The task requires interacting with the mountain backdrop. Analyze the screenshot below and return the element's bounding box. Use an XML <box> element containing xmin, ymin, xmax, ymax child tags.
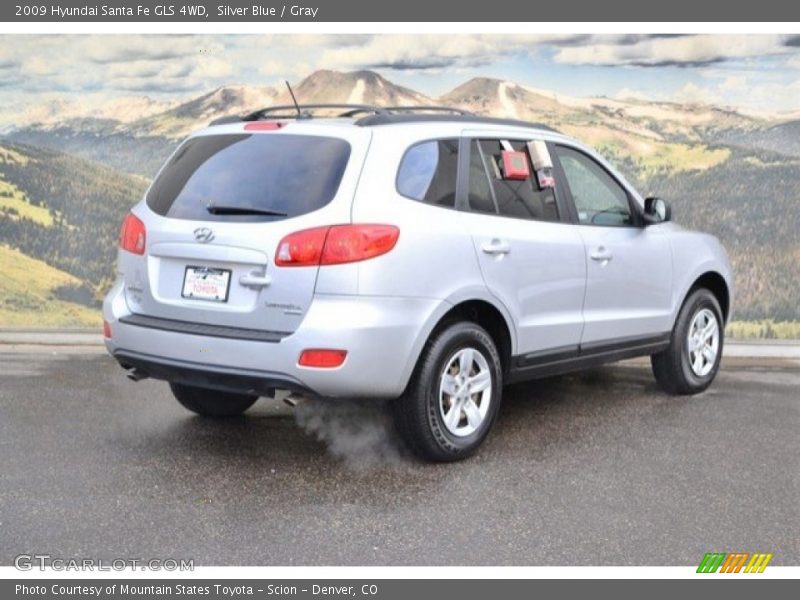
<box><xmin>1</xmin><ymin>69</ymin><xmax>798</xmax><ymax>331</ymax></box>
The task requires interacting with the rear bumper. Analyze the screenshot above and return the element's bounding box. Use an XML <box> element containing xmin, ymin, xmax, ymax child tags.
<box><xmin>114</xmin><ymin>350</ymin><xmax>312</xmax><ymax>397</ymax></box>
<box><xmin>103</xmin><ymin>280</ymin><xmax>445</xmax><ymax>398</ymax></box>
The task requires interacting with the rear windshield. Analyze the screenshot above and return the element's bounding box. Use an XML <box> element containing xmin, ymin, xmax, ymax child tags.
<box><xmin>146</xmin><ymin>133</ymin><xmax>351</xmax><ymax>221</ymax></box>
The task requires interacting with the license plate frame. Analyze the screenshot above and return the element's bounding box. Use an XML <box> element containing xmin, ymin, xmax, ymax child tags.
<box><xmin>181</xmin><ymin>266</ymin><xmax>232</xmax><ymax>303</ymax></box>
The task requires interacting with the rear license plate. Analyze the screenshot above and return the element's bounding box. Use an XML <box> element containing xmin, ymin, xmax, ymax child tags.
<box><xmin>181</xmin><ymin>266</ymin><xmax>231</xmax><ymax>303</ymax></box>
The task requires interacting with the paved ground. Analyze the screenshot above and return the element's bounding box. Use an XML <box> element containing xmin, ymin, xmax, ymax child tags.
<box><xmin>0</xmin><ymin>351</ymin><xmax>797</xmax><ymax>566</ymax></box>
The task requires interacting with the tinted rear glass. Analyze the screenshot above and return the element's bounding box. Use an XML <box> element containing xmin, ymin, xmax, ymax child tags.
<box><xmin>396</xmin><ymin>139</ymin><xmax>459</xmax><ymax>208</ymax></box>
<box><xmin>147</xmin><ymin>134</ymin><xmax>351</xmax><ymax>221</ymax></box>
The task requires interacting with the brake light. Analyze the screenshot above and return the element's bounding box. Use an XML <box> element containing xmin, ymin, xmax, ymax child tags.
<box><xmin>321</xmin><ymin>224</ymin><xmax>399</xmax><ymax>265</ymax></box>
<box><xmin>275</xmin><ymin>226</ymin><xmax>329</xmax><ymax>266</ymax></box>
<box><xmin>244</xmin><ymin>121</ymin><xmax>285</xmax><ymax>131</ymax></box>
<box><xmin>275</xmin><ymin>225</ymin><xmax>399</xmax><ymax>267</ymax></box>
<box><xmin>298</xmin><ymin>349</ymin><xmax>347</xmax><ymax>368</ymax></box>
<box><xmin>119</xmin><ymin>213</ymin><xmax>146</xmax><ymax>255</ymax></box>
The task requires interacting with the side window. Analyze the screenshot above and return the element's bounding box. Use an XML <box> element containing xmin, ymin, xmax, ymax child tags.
<box><xmin>555</xmin><ymin>145</ymin><xmax>633</xmax><ymax>226</ymax></box>
<box><xmin>396</xmin><ymin>139</ymin><xmax>459</xmax><ymax>207</ymax></box>
<box><xmin>467</xmin><ymin>139</ymin><xmax>559</xmax><ymax>222</ymax></box>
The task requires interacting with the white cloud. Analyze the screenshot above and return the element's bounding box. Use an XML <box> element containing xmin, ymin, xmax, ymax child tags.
<box><xmin>256</xmin><ymin>59</ymin><xmax>312</xmax><ymax>81</ymax></box>
<box><xmin>192</xmin><ymin>56</ymin><xmax>233</xmax><ymax>79</ymax></box>
<box><xmin>3</xmin><ymin>34</ymin><xmax>800</xmax><ymax>125</ymax></box>
<box><xmin>79</xmin><ymin>35</ymin><xmax>216</xmax><ymax>63</ymax></box>
<box><xmin>20</xmin><ymin>56</ymin><xmax>58</xmax><ymax>77</ymax></box>
<box><xmin>786</xmin><ymin>54</ymin><xmax>800</xmax><ymax>70</ymax></box>
<box><xmin>668</xmin><ymin>76</ymin><xmax>800</xmax><ymax>113</ymax></box>
<box><xmin>319</xmin><ymin>34</ymin><xmax>580</xmax><ymax>70</ymax></box>
<box><xmin>734</xmin><ymin>79</ymin><xmax>800</xmax><ymax>113</ymax></box>
<box><xmin>719</xmin><ymin>75</ymin><xmax>748</xmax><ymax>92</ymax></box>
<box><xmin>673</xmin><ymin>82</ymin><xmax>720</xmax><ymax>104</ymax></box>
<box><xmin>554</xmin><ymin>35</ymin><xmax>791</xmax><ymax>67</ymax></box>
<box><xmin>614</xmin><ymin>88</ymin><xmax>651</xmax><ymax>101</ymax></box>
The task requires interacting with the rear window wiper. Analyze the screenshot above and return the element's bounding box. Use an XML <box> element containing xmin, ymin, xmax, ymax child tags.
<box><xmin>205</xmin><ymin>203</ymin><xmax>287</xmax><ymax>217</ymax></box>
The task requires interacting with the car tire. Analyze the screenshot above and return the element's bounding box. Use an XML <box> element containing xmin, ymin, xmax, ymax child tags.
<box><xmin>169</xmin><ymin>383</ymin><xmax>258</xmax><ymax>417</ymax></box>
<box><xmin>651</xmin><ymin>288</ymin><xmax>724</xmax><ymax>395</ymax></box>
<box><xmin>393</xmin><ymin>321</ymin><xmax>503</xmax><ymax>462</ymax></box>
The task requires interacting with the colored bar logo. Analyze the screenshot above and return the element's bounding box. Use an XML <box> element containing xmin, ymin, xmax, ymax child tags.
<box><xmin>697</xmin><ymin>552</ymin><xmax>773</xmax><ymax>573</ymax></box>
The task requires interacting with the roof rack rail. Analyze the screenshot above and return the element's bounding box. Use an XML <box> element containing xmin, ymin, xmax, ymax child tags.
<box><xmin>209</xmin><ymin>104</ymin><xmax>385</xmax><ymax>126</ymax></box>
<box><xmin>353</xmin><ymin>112</ymin><xmax>559</xmax><ymax>132</ymax></box>
<box><xmin>252</xmin><ymin>103</ymin><xmax>392</xmax><ymax>120</ymax></box>
<box><xmin>383</xmin><ymin>106</ymin><xmax>474</xmax><ymax>116</ymax></box>
<box><xmin>208</xmin><ymin>104</ymin><xmax>559</xmax><ymax>134</ymax></box>
<box><xmin>209</xmin><ymin>104</ymin><xmax>476</xmax><ymax>126</ymax></box>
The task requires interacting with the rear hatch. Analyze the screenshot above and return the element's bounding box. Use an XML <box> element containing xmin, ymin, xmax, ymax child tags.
<box><xmin>121</xmin><ymin>122</ymin><xmax>371</xmax><ymax>335</ymax></box>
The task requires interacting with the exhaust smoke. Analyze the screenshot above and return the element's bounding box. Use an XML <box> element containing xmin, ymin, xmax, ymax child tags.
<box><xmin>292</xmin><ymin>397</ymin><xmax>410</xmax><ymax>468</ymax></box>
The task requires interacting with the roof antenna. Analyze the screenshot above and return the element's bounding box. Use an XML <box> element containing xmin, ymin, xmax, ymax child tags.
<box><xmin>285</xmin><ymin>80</ymin><xmax>303</xmax><ymax>118</ymax></box>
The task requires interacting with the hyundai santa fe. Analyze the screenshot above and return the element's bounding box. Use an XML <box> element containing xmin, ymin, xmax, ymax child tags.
<box><xmin>104</xmin><ymin>104</ymin><xmax>733</xmax><ymax>461</ymax></box>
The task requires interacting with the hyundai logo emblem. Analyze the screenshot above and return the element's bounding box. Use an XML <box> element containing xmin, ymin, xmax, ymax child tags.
<box><xmin>193</xmin><ymin>227</ymin><xmax>215</xmax><ymax>243</ymax></box>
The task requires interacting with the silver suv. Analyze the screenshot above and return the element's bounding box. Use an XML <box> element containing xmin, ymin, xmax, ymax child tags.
<box><xmin>104</xmin><ymin>104</ymin><xmax>733</xmax><ymax>461</ymax></box>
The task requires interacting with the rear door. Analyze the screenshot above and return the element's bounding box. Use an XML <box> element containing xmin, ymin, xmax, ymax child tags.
<box><xmin>122</xmin><ymin>123</ymin><xmax>371</xmax><ymax>334</ymax></box>
<box><xmin>459</xmin><ymin>132</ymin><xmax>587</xmax><ymax>359</ymax></box>
<box><xmin>551</xmin><ymin>143</ymin><xmax>673</xmax><ymax>345</ymax></box>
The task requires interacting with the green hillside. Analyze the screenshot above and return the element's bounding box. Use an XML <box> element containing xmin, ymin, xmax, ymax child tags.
<box><xmin>6</xmin><ymin>127</ymin><xmax>174</xmax><ymax>178</ymax></box>
<box><xmin>0</xmin><ymin>141</ymin><xmax>148</xmax><ymax>295</ymax></box>
<box><xmin>0</xmin><ymin>141</ymin><xmax>147</xmax><ymax>326</ymax></box>
<box><xmin>623</xmin><ymin>148</ymin><xmax>800</xmax><ymax>321</ymax></box>
<box><xmin>0</xmin><ymin>244</ymin><xmax>100</xmax><ymax>327</ymax></box>
<box><xmin>719</xmin><ymin>119</ymin><xmax>800</xmax><ymax>158</ymax></box>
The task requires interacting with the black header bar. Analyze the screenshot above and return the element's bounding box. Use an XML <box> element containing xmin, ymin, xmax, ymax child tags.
<box><xmin>4</xmin><ymin>0</ymin><xmax>800</xmax><ymax>22</ymax></box>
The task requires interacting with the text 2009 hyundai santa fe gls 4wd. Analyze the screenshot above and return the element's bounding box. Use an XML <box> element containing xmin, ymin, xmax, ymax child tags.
<box><xmin>104</xmin><ymin>104</ymin><xmax>733</xmax><ymax>462</ymax></box>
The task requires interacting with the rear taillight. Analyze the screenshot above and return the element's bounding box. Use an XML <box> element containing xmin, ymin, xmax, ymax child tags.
<box><xmin>244</xmin><ymin>121</ymin><xmax>285</xmax><ymax>131</ymax></box>
<box><xmin>298</xmin><ymin>349</ymin><xmax>347</xmax><ymax>368</ymax></box>
<box><xmin>103</xmin><ymin>320</ymin><xmax>111</xmax><ymax>339</ymax></box>
<box><xmin>275</xmin><ymin>224</ymin><xmax>399</xmax><ymax>267</ymax></box>
<box><xmin>119</xmin><ymin>213</ymin><xmax>146</xmax><ymax>255</ymax></box>
<box><xmin>275</xmin><ymin>226</ymin><xmax>329</xmax><ymax>266</ymax></box>
<box><xmin>321</xmin><ymin>224</ymin><xmax>399</xmax><ymax>265</ymax></box>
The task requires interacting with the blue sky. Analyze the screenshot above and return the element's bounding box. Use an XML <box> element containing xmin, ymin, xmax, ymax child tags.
<box><xmin>2</xmin><ymin>34</ymin><xmax>800</xmax><ymax>123</ymax></box>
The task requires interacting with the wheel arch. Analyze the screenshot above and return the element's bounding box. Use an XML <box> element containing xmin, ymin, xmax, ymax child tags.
<box><xmin>685</xmin><ymin>271</ymin><xmax>731</xmax><ymax>324</ymax></box>
<box><xmin>399</xmin><ymin>293</ymin><xmax>516</xmax><ymax>394</ymax></box>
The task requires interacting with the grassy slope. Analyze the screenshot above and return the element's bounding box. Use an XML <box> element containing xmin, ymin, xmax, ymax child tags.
<box><xmin>562</xmin><ymin>125</ymin><xmax>731</xmax><ymax>177</ymax></box>
<box><xmin>0</xmin><ymin>140</ymin><xmax>148</xmax><ymax>288</ymax></box>
<box><xmin>0</xmin><ymin>180</ymin><xmax>54</xmax><ymax>226</ymax></box>
<box><xmin>0</xmin><ymin>244</ymin><xmax>101</xmax><ymax>327</ymax></box>
<box><xmin>727</xmin><ymin>320</ymin><xmax>800</xmax><ymax>340</ymax></box>
<box><xmin>0</xmin><ymin>140</ymin><xmax>146</xmax><ymax>328</ymax></box>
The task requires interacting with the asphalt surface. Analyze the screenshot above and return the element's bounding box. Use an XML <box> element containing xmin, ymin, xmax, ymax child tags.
<box><xmin>0</xmin><ymin>351</ymin><xmax>797</xmax><ymax>566</ymax></box>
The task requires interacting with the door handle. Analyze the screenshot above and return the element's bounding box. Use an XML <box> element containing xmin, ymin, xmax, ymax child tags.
<box><xmin>590</xmin><ymin>247</ymin><xmax>613</xmax><ymax>262</ymax></box>
<box><xmin>481</xmin><ymin>239</ymin><xmax>511</xmax><ymax>255</ymax></box>
<box><xmin>239</xmin><ymin>272</ymin><xmax>272</xmax><ymax>288</ymax></box>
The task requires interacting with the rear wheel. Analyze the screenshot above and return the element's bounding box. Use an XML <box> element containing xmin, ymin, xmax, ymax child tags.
<box><xmin>393</xmin><ymin>321</ymin><xmax>503</xmax><ymax>462</ymax></box>
<box><xmin>651</xmin><ymin>288</ymin><xmax>724</xmax><ymax>395</ymax></box>
<box><xmin>170</xmin><ymin>383</ymin><xmax>258</xmax><ymax>417</ymax></box>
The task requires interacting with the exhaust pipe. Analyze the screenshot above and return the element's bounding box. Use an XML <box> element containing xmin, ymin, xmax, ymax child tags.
<box><xmin>282</xmin><ymin>393</ymin><xmax>309</xmax><ymax>408</ymax></box>
<box><xmin>125</xmin><ymin>368</ymin><xmax>149</xmax><ymax>382</ymax></box>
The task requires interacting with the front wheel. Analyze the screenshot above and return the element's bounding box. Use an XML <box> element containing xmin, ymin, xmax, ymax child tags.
<box><xmin>393</xmin><ymin>321</ymin><xmax>503</xmax><ymax>462</ymax></box>
<box><xmin>170</xmin><ymin>383</ymin><xmax>258</xmax><ymax>417</ymax></box>
<box><xmin>651</xmin><ymin>288</ymin><xmax>724</xmax><ymax>395</ymax></box>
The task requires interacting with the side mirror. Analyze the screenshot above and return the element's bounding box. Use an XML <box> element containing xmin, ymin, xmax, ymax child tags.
<box><xmin>643</xmin><ymin>197</ymin><xmax>671</xmax><ymax>224</ymax></box>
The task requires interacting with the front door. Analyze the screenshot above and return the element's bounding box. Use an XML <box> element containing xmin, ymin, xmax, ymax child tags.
<box><xmin>552</xmin><ymin>144</ymin><xmax>673</xmax><ymax>346</ymax></box>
